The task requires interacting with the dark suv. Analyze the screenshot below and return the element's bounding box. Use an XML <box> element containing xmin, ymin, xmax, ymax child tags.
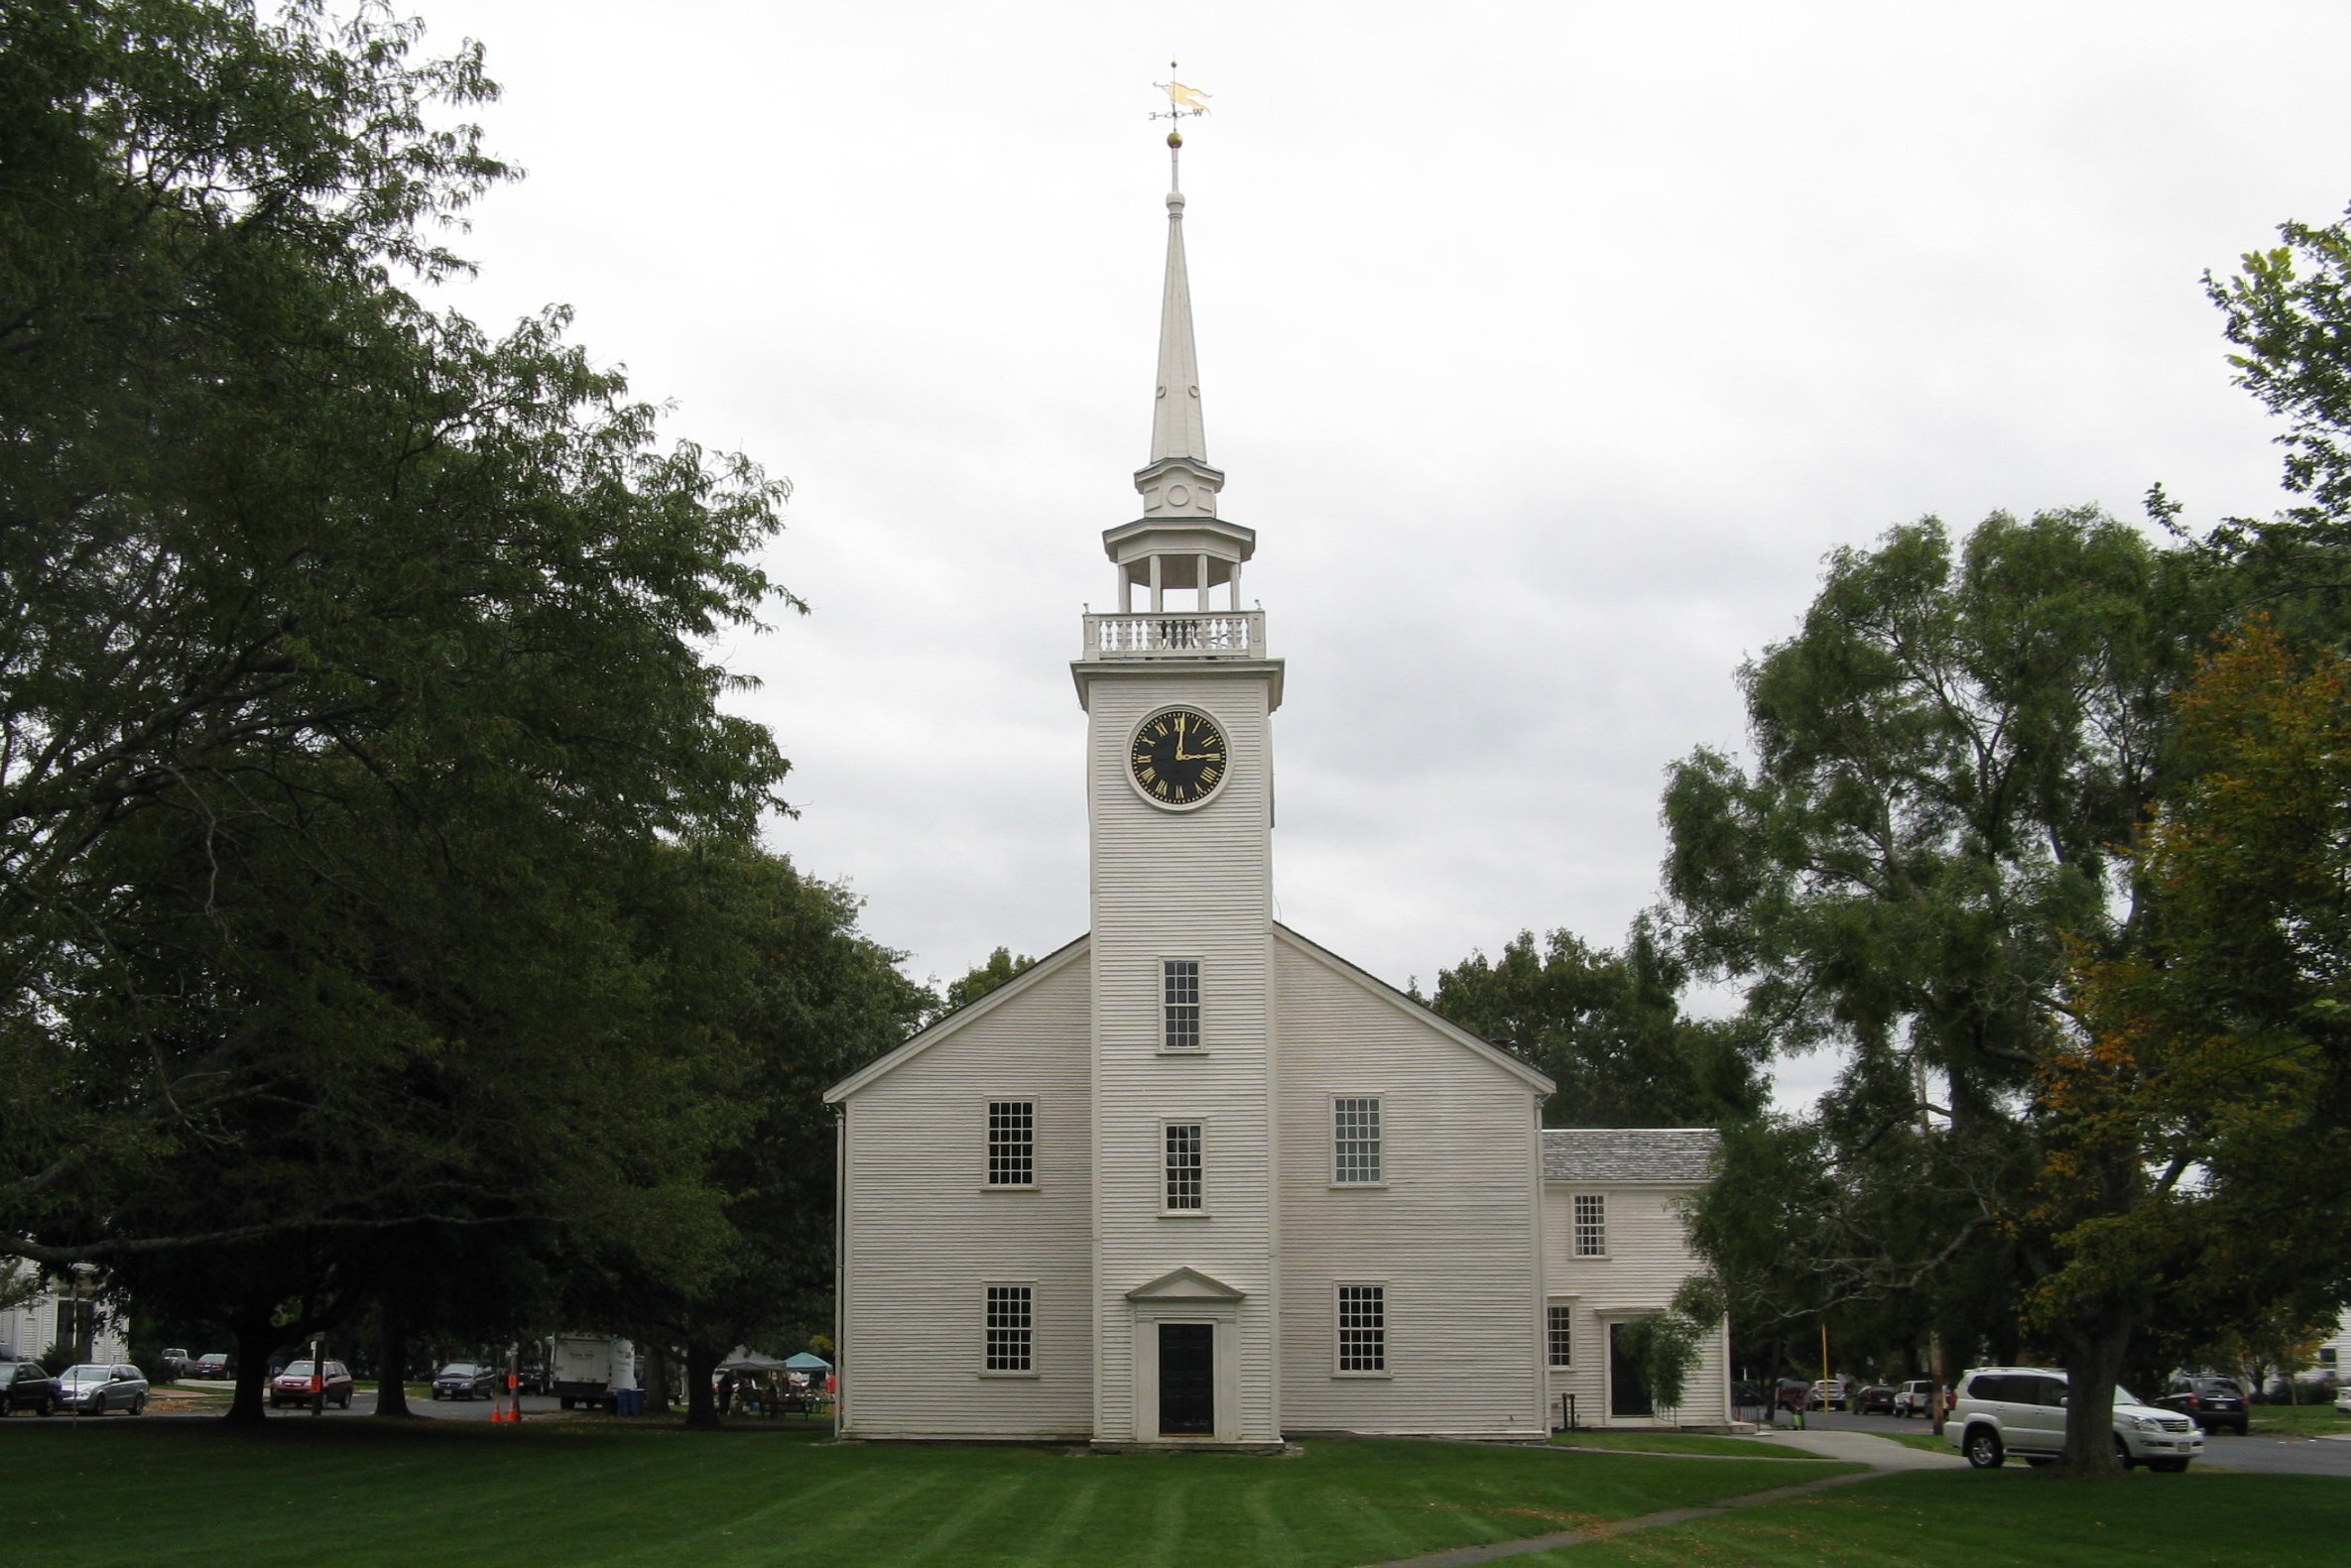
<box><xmin>2156</xmin><ymin>1375</ymin><xmax>2249</xmax><ymax>1436</ymax></box>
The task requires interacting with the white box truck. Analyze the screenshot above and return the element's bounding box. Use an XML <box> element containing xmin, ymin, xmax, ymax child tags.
<box><xmin>551</xmin><ymin>1336</ymin><xmax>636</xmax><ymax>1411</ymax></box>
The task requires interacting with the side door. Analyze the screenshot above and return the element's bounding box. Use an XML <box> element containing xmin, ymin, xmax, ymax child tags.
<box><xmin>2013</xmin><ymin>1374</ymin><xmax>2067</xmax><ymax>1455</ymax></box>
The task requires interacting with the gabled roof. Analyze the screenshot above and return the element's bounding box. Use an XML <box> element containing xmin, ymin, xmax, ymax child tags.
<box><xmin>1273</xmin><ymin>923</ymin><xmax>1555</xmax><ymax>1096</ymax></box>
<box><xmin>822</xmin><ymin>933</ymin><xmax>1088</xmax><ymax>1104</ymax></box>
<box><xmin>1542</xmin><ymin>1128</ymin><xmax>1719</xmax><ymax>1185</ymax></box>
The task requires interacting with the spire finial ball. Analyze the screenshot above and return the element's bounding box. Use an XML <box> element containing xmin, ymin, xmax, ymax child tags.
<box><xmin>1168</xmin><ymin>129</ymin><xmax>1182</xmax><ymax>149</ymax></box>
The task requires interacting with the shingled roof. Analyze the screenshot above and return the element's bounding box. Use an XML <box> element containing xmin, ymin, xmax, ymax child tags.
<box><xmin>1542</xmin><ymin>1128</ymin><xmax>1719</xmax><ymax>1185</ymax></box>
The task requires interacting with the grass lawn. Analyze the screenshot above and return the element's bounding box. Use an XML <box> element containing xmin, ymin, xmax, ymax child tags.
<box><xmin>1548</xmin><ymin>1431</ymin><xmax>1820</xmax><ymax>1459</ymax></box>
<box><xmin>1513</xmin><ymin>1467</ymin><xmax>2348</xmax><ymax>1567</ymax></box>
<box><xmin>2249</xmin><ymin>1402</ymin><xmax>2351</xmax><ymax>1438</ymax></box>
<box><xmin>9</xmin><ymin>1420</ymin><xmax>1854</xmax><ymax>1568</ymax></box>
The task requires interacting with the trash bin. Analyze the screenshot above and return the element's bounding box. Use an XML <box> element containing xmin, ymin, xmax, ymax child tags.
<box><xmin>618</xmin><ymin>1387</ymin><xmax>643</xmax><ymax>1415</ymax></box>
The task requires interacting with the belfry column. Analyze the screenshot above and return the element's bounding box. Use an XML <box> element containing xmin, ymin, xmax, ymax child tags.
<box><xmin>1072</xmin><ymin>104</ymin><xmax>1286</xmax><ymax>1447</ymax></box>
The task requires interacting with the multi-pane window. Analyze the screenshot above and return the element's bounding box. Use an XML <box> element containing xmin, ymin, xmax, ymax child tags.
<box><xmin>1573</xmin><ymin>1193</ymin><xmax>1607</xmax><ymax>1257</ymax></box>
<box><xmin>1547</xmin><ymin>1304</ymin><xmax>1574</xmax><ymax>1368</ymax></box>
<box><xmin>1162</xmin><ymin>959</ymin><xmax>1201</xmax><ymax>1050</ymax></box>
<box><xmin>1333</xmin><ymin>1096</ymin><xmax>1382</xmax><ymax>1184</ymax></box>
<box><xmin>1164</xmin><ymin>1122</ymin><xmax>1204</xmax><ymax>1211</ymax></box>
<box><xmin>984</xmin><ymin>1285</ymin><xmax>1033</xmax><ymax>1372</ymax></box>
<box><xmin>1336</xmin><ymin>1284</ymin><xmax>1387</xmax><ymax>1373</ymax></box>
<box><xmin>987</xmin><ymin>1100</ymin><xmax>1035</xmax><ymax>1186</ymax></box>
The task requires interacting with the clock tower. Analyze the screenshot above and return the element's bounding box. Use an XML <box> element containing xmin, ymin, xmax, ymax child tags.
<box><xmin>1070</xmin><ymin>129</ymin><xmax>1286</xmax><ymax>1447</ymax></box>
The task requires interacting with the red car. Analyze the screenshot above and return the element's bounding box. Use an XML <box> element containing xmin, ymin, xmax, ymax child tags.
<box><xmin>270</xmin><ymin>1359</ymin><xmax>354</xmax><ymax>1408</ymax></box>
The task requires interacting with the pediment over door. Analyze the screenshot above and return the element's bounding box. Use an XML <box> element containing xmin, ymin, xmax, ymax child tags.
<box><xmin>1126</xmin><ymin>1266</ymin><xmax>1246</xmax><ymax>1302</ymax></box>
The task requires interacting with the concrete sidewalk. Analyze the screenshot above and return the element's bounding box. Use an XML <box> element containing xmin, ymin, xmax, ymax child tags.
<box><xmin>1737</xmin><ymin>1427</ymin><xmax>1966</xmax><ymax>1469</ymax></box>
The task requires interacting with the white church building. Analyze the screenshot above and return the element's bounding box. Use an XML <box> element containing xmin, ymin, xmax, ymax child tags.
<box><xmin>824</xmin><ymin>133</ymin><xmax>1726</xmax><ymax>1447</ymax></box>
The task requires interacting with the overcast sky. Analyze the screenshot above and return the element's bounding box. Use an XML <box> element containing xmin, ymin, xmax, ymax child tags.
<box><xmin>415</xmin><ymin>1</ymin><xmax>2351</xmax><ymax>1108</ymax></box>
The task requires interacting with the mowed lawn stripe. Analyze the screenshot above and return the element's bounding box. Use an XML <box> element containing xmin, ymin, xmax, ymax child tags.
<box><xmin>1506</xmin><ymin>1466</ymin><xmax>2349</xmax><ymax>1567</ymax></box>
<box><xmin>17</xmin><ymin>1424</ymin><xmax>1854</xmax><ymax>1568</ymax></box>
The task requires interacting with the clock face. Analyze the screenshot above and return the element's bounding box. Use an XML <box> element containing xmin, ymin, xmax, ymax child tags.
<box><xmin>1129</xmin><ymin>706</ymin><xmax>1229</xmax><ymax>808</ymax></box>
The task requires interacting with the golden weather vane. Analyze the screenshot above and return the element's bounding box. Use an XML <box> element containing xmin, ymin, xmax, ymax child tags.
<box><xmin>1149</xmin><ymin>62</ymin><xmax>1210</xmax><ymax>186</ymax></box>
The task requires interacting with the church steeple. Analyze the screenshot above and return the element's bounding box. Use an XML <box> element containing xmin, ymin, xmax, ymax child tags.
<box><xmin>1132</xmin><ymin>129</ymin><xmax>1223</xmax><ymax>523</ymax></box>
<box><xmin>1099</xmin><ymin>122</ymin><xmax>1256</xmax><ymax>627</ymax></box>
<box><xmin>1147</xmin><ymin>175</ymin><xmax>1209</xmax><ymax>472</ymax></box>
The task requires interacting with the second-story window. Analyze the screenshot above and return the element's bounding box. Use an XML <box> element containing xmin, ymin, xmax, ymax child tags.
<box><xmin>987</xmin><ymin>1100</ymin><xmax>1034</xmax><ymax>1186</ymax></box>
<box><xmin>1333</xmin><ymin>1096</ymin><xmax>1382</xmax><ymax>1184</ymax></box>
<box><xmin>1162</xmin><ymin>959</ymin><xmax>1201</xmax><ymax>1050</ymax></box>
<box><xmin>1574</xmin><ymin>1193</ymin><xmax>1607</xmax><ymax>1257</ymax></box>
<box><xmin>1164</xmin><ymin>1122</ymin><xmax>1204</xmax><ymax>1211</ymax></box>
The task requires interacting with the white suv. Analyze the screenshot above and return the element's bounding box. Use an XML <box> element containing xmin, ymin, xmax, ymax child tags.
<box><xmin>1892</xmin><ymin>1379</ymin><xmax>1937</xmax><ymax>1416</ymax></box>
<box><xmin>1946</xmin><ymin>1367</ymin><xmax>2201</xmax><ymax>1472</ymax></box>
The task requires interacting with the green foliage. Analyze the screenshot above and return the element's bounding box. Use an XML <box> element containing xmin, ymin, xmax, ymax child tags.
<box><xmin>2053</xmin><ymin>625</ymin><xmax>2351</xmax><ymax>1360</ymax></box>
<box><xmin>579</xmin><ymin>842</ymin><xmax>929</xmax><ymax>1423</ymax></box>
<box><xmin>1664</xmin><ymin>509</ymin><xmax>2207</xmax><ymax>1465</ymax></box>
<box><xmin>1431</xmin><ymin>919</ymin><xmax>1762</xmax><ymax>1127</ymax></box>
<box><xmin>940</xmin><ymin>946</ymin><xmax>1039</xmax><ymax>1015</ymax></box>
<box><xmin>1</xmin><ymin>0</ymin><xmax>796</xmax><ymax>1275</ymax></box>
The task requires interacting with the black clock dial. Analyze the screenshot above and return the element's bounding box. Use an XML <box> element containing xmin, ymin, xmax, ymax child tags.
<box><xmin>1130</xmin><ymin>707</ymin><xmax>1228</xmax><ymax>807</ymax></box>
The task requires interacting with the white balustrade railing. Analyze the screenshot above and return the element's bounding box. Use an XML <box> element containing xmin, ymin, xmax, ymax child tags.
<box><xmin>1082</xmin><ymin>611</ymin><xmax>1265</xmax><ymax>660</ymax></box>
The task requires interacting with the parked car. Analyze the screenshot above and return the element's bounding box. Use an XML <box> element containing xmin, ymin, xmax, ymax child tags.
<box><xmin>1807</xmin><ymin>1379</ymin><xmax>1849</xmax><ymax>1411</ymax></box>
<box><xmin>1855</xmin><ymin>1384</ymin><xmax>1898</xmax><ymax>1415</ymax></box>
<box><xmin>56</xmin><ymin>1363</ymin><xmax>149</xmax><ymax>1416</ymax></box>
<box><xmin>158</xmin><ymin>1348</ymin><xmax>189</xmax><ymax>1380</ymax></box>
<box><xmin>1892</xmin><ymin>1379</ymin><xmax>1937</xmax><ymax>1416</ymax></box>
<box><xmin>270</xmin><ymin>1359</ymin><xmax>355</xmax><ymax>1409</ymax></box>
<box><xmin>1</xmin><ymin>1360</ymin><xmax>62</xmax><ymax>1416</ymax></box>
<box><xmin>1946</xmin><ymin>1367</ymin><xmax>2200</xmax><ymax>1472</ymax></box>
<box><xmin>2156</xmin><ymin>1375</ymin><xmax>2250</xmax><ymax>1436</ymax></box>
<box><xmin>2335</xmin><ymin>1384</ymin><xmax>2351</xmax><ymax>1414</ymax></box>
<box><xmin>518</xmin><ymin>1362</ymin><xmax>550</xmax><ymax>1395</ymax></box>
<box><xmin>432</xmin><ymin>1362</ymin><xmax>497</xmax><ymax>1400</ymax></box>
<box><xmin>192</xmin><ymin>1353</ymin><xmax>231</xmax><ymax>1379</ymax></box>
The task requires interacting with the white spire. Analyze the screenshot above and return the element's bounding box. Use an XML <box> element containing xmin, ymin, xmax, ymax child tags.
<box><xmin>1149</xmin><ymin>180</ymin><xmax>1208</xmax><ymax>467</ymax></box>
<box><xmin>1132</xmin><ymin>124</ymin><xmax>1223</xmax><ymax>522</ymax></box>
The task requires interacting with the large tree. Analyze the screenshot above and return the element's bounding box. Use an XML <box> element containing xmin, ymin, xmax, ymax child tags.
<box><xmin>1663</xmin><ymin>507</ymin><xmax>2204</xmax><ymax>1473</ymax></box>
<box><xmin>1431</xmin><ymin>919</ymin><xmax>1763</xmax><ymax>1128</ymax></box>
<box><xmin>2</xmin><ymin>0</ymin><xmax>797</xmax><ymax>1291</ymax></box>
<box><xmin>555</xmin><ymin>844</ymin><xmax>928</xmax><ymax>1428</ymax></box>
<box><xmin>2049</xmin><ymin>622</ymin><xmax>2351</xmax><ymax>1404</ymax></box>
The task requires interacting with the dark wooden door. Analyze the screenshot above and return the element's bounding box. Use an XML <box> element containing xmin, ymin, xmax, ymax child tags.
<box><xmin>1608</xmin><ymin>1323</ymin><xmax>1654</xmax><ymax>1418</ymax></box>
<box><xmin>1159</xmin><ymin>1323</ymin><xmax>1214</xmax><ymax>1434</ymax></box>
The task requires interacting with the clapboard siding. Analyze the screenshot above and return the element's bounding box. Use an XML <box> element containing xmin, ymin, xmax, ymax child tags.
<box><xmin>1543</xmin><ymin>1183</ymin><xmax>1730</xmax><ymax>1426</ymax></box>
<box><xmin>1085</xmin><ymin>668</ymin><xmax>1282</xmax><ymax>1443</ymax></box>
<box><xmin>838</xmin><ymin>950</ymin><xmax>1093</xmax><ymax>1437</ymax></box>
<box><xmin>1274</xmin><ymin>933</ymin><xmax>1548</xmax><ymax>1436</ymax></box>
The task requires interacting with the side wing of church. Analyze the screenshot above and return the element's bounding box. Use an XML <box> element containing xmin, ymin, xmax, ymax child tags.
<box><xmin>824</xmin><ymin>122</ymin><xmax>1724</xmax><ymax>1447</ymax></box>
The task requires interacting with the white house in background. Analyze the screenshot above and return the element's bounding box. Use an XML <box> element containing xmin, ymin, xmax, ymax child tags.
<box><xmin>2316</xmin><ymin>1306</ymin><xmax>2350</xmax><ymax>1383</ymax></box>
<box><xmin>1542</xmin><ymin>1130</ymin><xmax>1727</xmax><ymax>1429</ymax></box>
<box><xmin>0</xmin><ymin>1263</ymin><xmax>129</xmax><ymax>1366</ymax></box>
<box><xmin>823</xmin><ymin>136</ymin><xmax>1724</xmax><ymax>1447</ymax></box>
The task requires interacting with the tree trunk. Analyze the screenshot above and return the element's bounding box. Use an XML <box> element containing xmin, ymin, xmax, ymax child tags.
<box><xmin>645</xmin><ymin>1344</ymin><xmax>673</xmax><ymax>1411</ymax></box>
<box><xmin>224</xmin><ymin>1315</ymin><xmax>276</xmax><ymax>1424</ymax></box>
<box><xmin>2057</xmin><ymin>1308</ymin><xmax>2135</xmax><ymax>1477</ymax></box>
<box><xmin>683</xmin><ymin>1340</ymin><xmax>720</xmax><ymax>1429</ymax></box>
<box><xmin>375</xmin><ymin>1308</ymin><xmax>413</xmax><ymax>1418</ymax></box>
